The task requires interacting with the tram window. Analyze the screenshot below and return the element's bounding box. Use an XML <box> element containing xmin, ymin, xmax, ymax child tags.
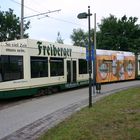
<box><xmin>79</xmin><ymin>59</ymin><xmax>88</xmax><ymax>74</ymax></box>
<box><xmin>31</xmin><ymin>57</ymin><xmax>48</xmax><ymax>78</ymax></box>
<box><xmin>1</xmin><ymin>55</ymin><xmax>23</xmax><ymax>81</ymax></box>
<box><xmin>50</xmin><ymin>57</ymin><xmax>64</xmax><ymax>76</ymax></box>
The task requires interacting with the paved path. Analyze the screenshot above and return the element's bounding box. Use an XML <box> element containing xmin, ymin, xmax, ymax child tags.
<box><xmin>0</xmin><ymin>80</ymin><xmax>140</xmax><ymax>140</ymax></box>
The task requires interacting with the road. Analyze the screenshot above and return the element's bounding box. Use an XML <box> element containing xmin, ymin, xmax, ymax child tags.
<box><xmin>0</xmin><ymin>80</ymin><xmax>140</xmax><ymax>140</ymax></box>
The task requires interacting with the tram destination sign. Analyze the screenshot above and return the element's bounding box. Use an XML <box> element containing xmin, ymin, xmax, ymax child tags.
<box><xmin>1</xmin><ymin>42</ymin><xmax>27</xmax><ymax>53</ymax></box>
<box><xmin>37</xmin><ymin>41</ymin><xmax>72</xmax><ymax>57</ymax></box>
<box><xmin>1</xmin><ymin>42</ymin><xmax>27</xmax><ymax>48</ymax></box>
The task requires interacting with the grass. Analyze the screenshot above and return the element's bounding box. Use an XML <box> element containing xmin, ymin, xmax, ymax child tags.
<box><xmin>39</xmin><ymin>87</ymin><xmax>140</xmax><ymax>140</ymax></box>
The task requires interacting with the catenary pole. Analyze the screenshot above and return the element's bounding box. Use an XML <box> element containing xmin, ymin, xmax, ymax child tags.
<box><xmin>20</xmin><ymin>0</ymin><xmax>61</xmax><ymax>39</ymax></box>
<box><xmin>93</xmin><ymin>13</ymin><xmax>96</xmax><ymax>95</ymax></box>
<box><xmin>20</xmin><ymin>0</ymin><xmax>24</xmax><ymax>39</ymax></box>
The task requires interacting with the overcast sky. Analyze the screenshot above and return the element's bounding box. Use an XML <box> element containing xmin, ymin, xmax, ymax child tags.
<box><xmin>1</xmin><ymin>0</ymin><xmax>140</xmax><ymax>44</ymax></box>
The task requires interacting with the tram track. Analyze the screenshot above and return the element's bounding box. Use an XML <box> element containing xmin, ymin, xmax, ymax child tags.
<box><xmin>0</xmin><ymin>80</ymin><xmax>139</xmax><ymax>111</ymax></box>
<box><xmin>0</xmin><ymin>96</ymin><xmax>44</xmax><ymax>111</ymax></box>
<box><xmin>0</xmin><ymin>97</ymin><xmax>31</xmax><ymax>110</ymax></box>
<box><xmin>0</xmin><ymin>86</ymin><xmax>84</xmax><ymax>110</ymax></box>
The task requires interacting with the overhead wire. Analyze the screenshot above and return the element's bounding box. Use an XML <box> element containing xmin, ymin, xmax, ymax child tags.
<box><xmin>9</xmin><ymin>0</ymin><xmax>85</xmax><ymax>27</ymax></box>
<box><xmin>39</xmin><ymin>15</ymin><xmax>83</xmax><ymax>26</ymax></box>
<box><xmin>10</xmin><ymin>0</ymin><xmax>42</xmax><ymax>13</ymax></box>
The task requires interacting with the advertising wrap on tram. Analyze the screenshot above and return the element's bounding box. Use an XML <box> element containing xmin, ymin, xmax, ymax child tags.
<box><xmin>96</xmin><ymin>50</ymin><xmax>135</xmax><ymax>83</ymax></box>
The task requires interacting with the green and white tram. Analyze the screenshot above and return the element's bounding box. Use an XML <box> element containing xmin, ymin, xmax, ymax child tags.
<box><xmin>0</xmin><ymin>39</ymin><xmax>89</xmax><ymax>98</ymax></box>
<box><xmin>0</xmin><ymin>39</ymin><xmax>137</xmax><ymax>99</ymax></box>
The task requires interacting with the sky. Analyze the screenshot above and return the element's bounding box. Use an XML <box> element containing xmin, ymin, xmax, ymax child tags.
<box><xmin>0</xmin><ymin>0</ymin><xmax>140</xmax><ymax>45</ymax></box>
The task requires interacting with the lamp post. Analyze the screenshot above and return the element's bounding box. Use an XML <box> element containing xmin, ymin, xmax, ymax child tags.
<box><xmin>77</xmin><ymin>6</ymin><xmax>92</xmax><ymax>108</ymax></box>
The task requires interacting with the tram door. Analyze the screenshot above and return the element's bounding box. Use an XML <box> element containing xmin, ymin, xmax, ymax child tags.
<box><xmin>67</xmin><ymin>60</ymin><xmax>77</xmax><ymax>83</ymax></box>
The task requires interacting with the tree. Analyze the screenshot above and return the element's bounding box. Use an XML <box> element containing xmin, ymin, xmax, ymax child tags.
<box><xmin>56</xmin><ymin>32</ymin><xmax>64</xmax><ymax>44</ymax></box>
<box><xmin>97</xmin><ymin>15</ymin><xmax>118</xmax><ymax>50</ymax></box>
<box><xmin>70</xmin><ymin>28</ymin><xmax>88</xmax><ymax>47</ymax></box>
<box><xmin>97</xmin><ymin>15</ymin><xmax>140</xmax><ymax>53</ymax></box>
<box><xmin>0</xmin><ymin>8</ymin><xmax>30</xmax><ymax>41</ymax></box>
<box><xmin>70</xmin><ymin>28</ymin><xmax>95</xmax><ymax>47</ymax></box>
<box><xmin>71</xmin><ymin>15</ymin><xmax>140</xmax><ymax>54</ymax></box>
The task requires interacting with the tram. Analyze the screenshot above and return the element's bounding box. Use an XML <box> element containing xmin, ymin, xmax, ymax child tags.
<box><xmin>0</xmin><ymin>39</ymin><xmax>136</xmax><ymax>98</ymax></box>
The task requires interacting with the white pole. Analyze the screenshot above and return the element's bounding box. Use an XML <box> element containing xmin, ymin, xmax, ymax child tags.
<box><xmin>20</xmin><ymin>0</ymin><xmax>24</xmax><ymax>39</ymax></box>
<box><xmin>94</xmin><ymin>13</ymin><xmax>96</xmax><ymax>52</ymax></box>
<box><xmin>93</xmin><ymin>13</ymin><xmax>97</xmax><ymax>95</ymax></box>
